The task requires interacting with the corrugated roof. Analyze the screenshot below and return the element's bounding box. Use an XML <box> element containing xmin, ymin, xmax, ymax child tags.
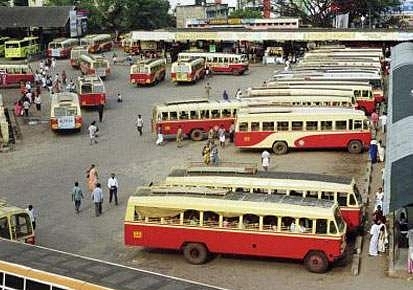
<box><xmin>0</xmin><ymin>6</ymin><xmax>72</xmax><ymax>29</ymax></box>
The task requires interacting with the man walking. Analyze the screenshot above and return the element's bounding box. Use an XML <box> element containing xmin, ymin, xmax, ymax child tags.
<box><xmin>205</xmin><ymin>82</ymin><xmax>211</xmax><ymax>99</ymax></box>
<box><xmin>261</xmin><ymin>150</ymin><xmax>271</xmax><ymax>171</ymax></box>
<box><xmin>107</xmin><ymin>173</ymin><xmax>119</xmax><ymax>205</ymax></box>
<box><xmin>72</xmin><ymin>181</ymin><xmax>84</xmax><ymax>214</ymax></box>
<box><xmin>136</xmin><ymin>114</ymin><xmax>143</xmax><ymax>136</ymax></box>
<box><xmin>26</xmin><ymin>205</ymin><xmax>38</xmax><ymax>230</ymax></box>
<box><xmin>88</xmin><ymin>121</ymin><xmax>98</xmax><ymax>145</ymax></box>
<box><xmin>97</xmin><ymin>102</ymin><xmax>104</xmax><ymax>122</ymax></box>
<box><xmin>176</xmin><ymin>126</ymin><xmax>183</xmax><ymax>148</ymax></box>
<box><xmin>91</xmin><ymin>183</ymin><xmax>103</xmax><ymax>216</ymax></box>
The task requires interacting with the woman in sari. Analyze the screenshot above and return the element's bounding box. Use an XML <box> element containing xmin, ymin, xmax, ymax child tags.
<box><xmin>86</xmin><ymin>164</ymin><xmax>98</xmax><ymax>192</ymax></box>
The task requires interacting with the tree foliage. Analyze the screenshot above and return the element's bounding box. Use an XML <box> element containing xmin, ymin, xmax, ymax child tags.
<box><xmin>230</xmin><ymin>8</ymin><xmax>262</xmax><ymax>19</ymax></box>
<box><xmin>47</xmin><ymin>0</ymin><xmax>173</xmax><ymax>32</ymax></box>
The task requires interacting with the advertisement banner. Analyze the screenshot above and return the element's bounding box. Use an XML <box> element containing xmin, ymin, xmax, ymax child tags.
<box><xmin>69</xmin><ymin>10</ymin><xmax>77</xmax><ymax>38</ymax></box>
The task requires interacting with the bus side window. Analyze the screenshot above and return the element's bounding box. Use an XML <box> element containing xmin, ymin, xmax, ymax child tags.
<box><xmin>170</xmin><ymin>111</ymin><xmax>178</xmax><ymax>120</ymax></box>
<box><xmin>354</xmin><ymin>90</ymin><xmax>360</xmax><ymax>98</ymax></box>
<box><xmin>298</xmin><ymin>218</ymin><xmax>312</xmax><ymax>233</ymax></box>
<box><xmin>211</xmin><ymin>109</ymin><xmax>220</xmax><ymax>118</ymax></box>
<box><xmin>349</xmin><ymin>193</ymin><xmax>357</xmax><ymax>206</ymax></box>
<box><xmin>335</xmin><ymin>120</ymin><xmax>347</xmax><ymax>130</ymax></box>
<box><xmin>164</xmin><ymin>213</ymin><xmax>181</xmax><ymax>225</ymax></box>
<box><xmin>134</xmin><ymin>208</ymin><xmax>143</xmax><ymax>221</ymax></box>
<box><xmin>315</xmin><ymin>219</ymin><xmax>327</xmax><ymax>234</ymax></box>
<box><xmin>0</xmin><ymin>217</ymin><xmax>11</xmax><ymax>239</ymax></box>
<box><xmin>281</xmin><ymin>216</ymin><xmax>295</xmax><ymax>231</ymax></box>
<box><xmin>161</xmin><ymin>112</ymin><xmax>168</xmax><ymax>120</ymax></box>
<box><xmin>238</xmin><ymin>122</ymin><xmax>248</xmax><ymax>132</ymax></box>
<box><xmin>223</xmin><ymin>216</ymin><xmax>239</xmax><ymax>229</ymax></box>
<box><xmin>353</xmin><ymin>120</ymin><xmax>362</xmax><ymax>130</ymax></box>
<box><xmin>288</xmin><ymin>190</ymin><xmax>302</xmax><ymax>197</ymax></box>
<box><xmin>222</xmin><ymin>109</ymin><xmax>231</xmax><ymax>117</ymax></box>
<box><xmin>337</xmin><ymin>192</ymin><xmax>348</xmax><ymax>206</ymax></box>
<box><xmin>262</xmin><ymin>121</ymin><xmax>274</xmax><ymax>131</ymax></box>
<box><xmin>321</xmin><ymin>121</ymin><xmax>332</xmax><ymax>130</ymax></box>
<box><xmin>292</xmin><ymin>121</ymin><xmax>303</xmax><ymax>131</ymax></box>
<box><xmin>200</xmin><ymin>110</ymin><xmax>210</xmax><ymax>119</ymax></box>
<box><xmin>263</xmin><ymin>215</ymin><xmax>278</xmax><ymax>231</ymax></box>
<box><xmin>305</xmin><ymin>190</ymin><xmax>319</xmax><ymax>199</ymax></box>
<box><xmin>305</xmin><ymin>121</ymin><xmax>318</xmax><ymax>131</ymax></box>
<box><xmin>184</xmin><ymin>210</ymin><xmax>199</xmax><ymax>226</ymax></box>
<box><xmin>329</xmin><ymin>221</ymin><xmax>337</xmax><ymax>234</ymax></box>
<box><xmin>251</xmin><ymin>122</ymin><xmax>260</xmax><ymax>131</ymax></box>
<box><xmin>190</xmin><ymin>110</ymin><xmax>199</xmax><ymax>119</ymax></box>
<box><xmin>321</xmin><ymin>191</ymin><xmax>335</xmax><ymax>201</ymax></box>
<box><xmin>243</xmin><ymin>214</ymin><xmax>259</xmax><ymax>230</ymax></box>
<box><xmin>203</xmin><ymin>211</ymin><xmax>219</xmax><ymax>227</ymax></box>
<box><xmin>179</xmin><ymin>111</ymin><xmax>188</xmax><ymax>119</ymax></box>
<box><xmin>277</xmin><ymin>121</ymin><xmax>289</xmax><ymax>131</ymax></box>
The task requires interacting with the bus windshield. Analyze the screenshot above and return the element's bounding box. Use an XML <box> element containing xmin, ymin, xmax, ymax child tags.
<box><xmin>5</xmin><ymin>43</ymin><xmax>19</xmax><ymax>48</ymax></box>
<box><xmin>334</xmin><ymin>208</ymin><xmax>346</xmax><ymax>233</ymax></box>
<box><xmin>94</xmin><ymin>61</ymin><xmax>107</xmax><ymax>68</ymax></box>
<box><xmin>49</xmin><ymin>43</ymin><xmax>62</xmax><ymax>49</ymax></box>
<box><xmin>54</xmin><ymin>107</ymin><xmax>78</xmax><ymax>116</ymax></box>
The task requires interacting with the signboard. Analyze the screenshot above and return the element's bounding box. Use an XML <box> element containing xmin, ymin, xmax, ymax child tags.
<box><xmin>209</xmin><ymin>44</ymin><xmax>216</xmax><ymax>53</ymax></box>
<box><xmin>57</xmin><ymin>116</ymin><xmax>75</xmax><ymax>129</ymax></box>
<box><xmin>69</xmin><ymin>10</ymin><xmax>78</xmax><ymax>38</ymax></box>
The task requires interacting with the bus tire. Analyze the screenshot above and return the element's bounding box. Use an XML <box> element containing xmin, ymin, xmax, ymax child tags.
<box><xmin>272</xmin><ymin>141</ymin><xmax>288</xmax><ymax>155</ymax></box>
<box><xmin>347</xmin><ymin>140</ymin><xmax>363</xmax><ymax>154</ymax></box>
<box><xmin>232</xmin><ymin>69</ymin><xmax>240</xmax><ymax>76</ymax></box>
<box><xmin>304</xmin><ymin>251</ymin><xmax>329</xmax><ymax>273</ymax></box>
<box><xmin>190</xmin><ymin>129</ymin><xmax>204</xmax><ymax>141</ymax></box>
<box><xmin>183</xmin><ymin>243</ymin><xmax>209</xmax><ymax>265</ymax></box>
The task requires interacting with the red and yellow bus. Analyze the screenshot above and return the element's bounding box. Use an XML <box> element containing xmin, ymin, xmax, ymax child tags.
<box><xmin>171</xmin><ymin>58</ymin><xmax>205</xmax><ymax>84</ymax></box>
<box><xmin>248</xmin><ymin>85</ymin><xmax>377</xmax><ymax>114</ymax></box>
<box><xmin>130</xmin><ymin>58</ymin><xmax>166</xmax><ymax>86</ymax></box>
<box><xmin>178</xmin><ymin>52</ymin><xmax>249</xmax><ymax>75</ymax></box>
<box><xmin>69</xmin><ymin>46</ymin><xmax>88</xmax><ymax>68</ymax></box>
<box><xmin>164</xmin><ymin>165</ymin><xmax>363</xmax><ymax>231</ymax></box>
<box><xmin>76</xmin><ymin>75</ymin><xmax>106</xmax><ymax>107</ymax></box>
<box><xmin>47</xmin><ymin>38</ymin><xmax>78</xmax><ymax>58</ymax></box>
<box><xmin>50</xmin><ymin>92</ymin><xmax>82</xmax><ymax>132</ymax></box>
<box><xmin>0</xmin><ymin>199</ymin><xmax>35</xmax><ymax>244</ymax></box>
<box><xmin>234</xmin><ymin>106</ymin><xmax>371</xmax><ymax>154</ymax></box>
<box><xmin>79</xmin><ymin>54</ymin><xmax>111</xmax><ymax>79</ymax></box>
<box><xmin>80</xmin><ymin>34</ymin><xmax>113</xmax><ymax>53</ymax></box>
<box><xmin>152</xmin><ymin>99</ymin><xmax>239</xmax><ymax>140</ymax></box>
<box><xmin>0</xmin><ymin>64</ymin><xmax>33</xmax><ymax>87</ymax></box>
<box><xmin>125</xmin><ymin>187</ymin><xmax>347</xmax><ymax>273</ymax></box>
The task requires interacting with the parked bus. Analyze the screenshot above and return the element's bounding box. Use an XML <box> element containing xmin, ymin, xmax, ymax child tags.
<box><xmin>0</xmin><ymin>64</ymin><xmax>34</xmax><ymax>87</ymax></box>
<box><xmin>130</xmin><ymin>58</ymin><xmax>166</xmax><ymax>86</ymax></box>
<box><xmin>47</xmin><ymin>38</ymin><xmax>78</xmax><ymax>58</ymax></box>
<box><xmin>76</xmin><ymin>75</ymin><xmax>106</xmax><ymax>107</ymax></box>
<box><xmin>79</xmin><ymin>54</ymin><xmax>111</xmax><ymax>79</ymax></box>
<box><xmin>69</xmin><ymin>46</ymin><xmax>88</xmax><ymax>68</ymax></box>
<box><xmin>0</xmin><ymin>199</ymin><xmax>35</xmax><ymax>244</ymax></box>
<box><xmin>234</xmin><ymin>106</ymin><xmax>370</xmax><ymax>154</ymax></box>
<box><xmin>50</xmin><ymin>92</ymin><xmax>82</xmax><ymax>131</ymax></box>
<box><xmin>5</xmin><ymin>36</ymin><xmax>39</xmax><ymax>59</ymax></box>
<box><xmin>248</xmin><ymin>85</ymin><xmax>376</xmax><ymax>114</ymax></box>
<box><xmin>80</xmin><ymin>34</ymin><xmax>113</xmax><ymax>53</ymax></box>
<box><xmin>178</xmin><ymin>52</ymin><xmax>249</xmax><ymax>75</ymax></box>
<box><xmin>152</xmin><ymin>99</ymin><xmax>240</xmax><ymax>140</ymax></box>
<box><xmin>164</xmin><ymin>165</ymin><xmax>363</xmax><ymax>231</ymax></box>
<box><xmin>0</xmin><ymin>37</ymin><xmax>10</xmax><ymax>57</ymax></box>
<box><xmin>170</xmin><ymin>58</ymin><xmax>205</xmax><ymax>84</ymax></box>
<box><xmin>125</xmin><ymin>187</ymin><xmax>347</xmax><ymax>273</ymax></box>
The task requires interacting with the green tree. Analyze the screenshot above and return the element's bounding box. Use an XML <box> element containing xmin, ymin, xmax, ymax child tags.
<box><xmin>0</xmin><ymin>0</ymin><xmax>9</xmax><ymax>6</ymax></box>
<box><xmin>229</xmin><ymin>8</ymin><xmax>262</xmax><ymax>18</ymax></box>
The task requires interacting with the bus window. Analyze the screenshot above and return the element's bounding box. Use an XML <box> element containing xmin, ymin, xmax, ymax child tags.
<box><xmin>0</xmin><ymin>217</ymin><xmax>10</xmax><ymax>239</ymax></box>
<box><xmin>251</xmin><ymin>122</ymin><xmax>260</xmax><ymax>131</ymax></box>
<box><xmin>211</xmin><ymin>110</ymin><xmax>220</xmax><ymax>118</ymax></box>
<box><xmin>184</xmin><ymin>210</ymin><xmax>199</xmax><ymax>226</ymax></box>
<box><xmin>222</xmin><ymin>109</ymin><xmax>231</xmax><ymax>117</ymax></box>
<box><xmin>203</xmin><ymin>211</ymin><xmax>219</xmax><ymax>227</ymax></box>
<box><xmin>305</xmin><ymin>121</ymin><xmax>318</xmax><ymax>131</ymax></box>
<box><xmin>335</xmin><ymin>120</ymin><xmax>347</xmax><ymax>130</ymax></box>
<box><xmin>161</xmin><ymin>112</ymin><xmax>168</xmax><ymax>120</ymax></box>
<box><xmin>362</xmin><ymin>90</ymin><xmax>369</xmax><ymax>98</ymax></box>
<box><xmin>277</xmin><ymin>121</ymin><xmax>289</xmax><ymax>131</ymax></box>
<box><xmin>263</xmin><ymin>215</ymin><xmax>278</xmax><ymax>231</ymax></box>
<box><xmin>315</xmin><ymin>219</ymin><xmax>327</xmax><ymax>234</ymax></box>
<box><xmin>349</xmin><ymin>193</ymin><xmax>357</xmax><ymax>206</ymax></box>
<box><xmin>321</xmin><ymin>191</ymin><xmax>335</xmax><ymax>201</ymax></box>
<box><xmin>354</xmin><ymin>90</ymin><xmax>360</xmax><ymax>98</ymax></box>
<box><xmin>179</xmin><ymin>111</ymin><xmax>188</xmax><ymax>119</ymax></box>
<box><xmin>329</xmin><ymin>221</ymin><xmax>337</xmax><ymax>234</ymax></box>
<box><xmin>353</xmin><ymin>120</ymin><xmax>362</xmax><ymax>130</ymax></box>
<box><xmin>170</xmin><ymin>111</ymin><xmax>178</xmax><ymax>120</ymax></box>
<box><xmin>200</xmin><ymin>110</ymin><xmax>209</xmax><ymax>119</ymax></box>
<box><xmin>299</xmin><ymin>218</ymin><xmax>313</xmax><ymax>233</ymax></box>
<box><xmin>262</xmin><ymin>121</ymin><xmax>274</xmax><ymax>131</ymax></box>
<box><xmin>289</xmin><ymin>190</ymin><xmax>303</xmax><ymax>197</ymax></box>
<box><xmin>243</xmin><ymin>214</ymin><xmax>259</xmax><ymax>230</ymax></box>
<box><xmin>305</xmin><ymin>190</ymin><xmax>319</xmax><ymax>199</ymax></box>
<box><xmin>238</xmin><ymin>122</ymin><xmax>248</xmax><ymax>132</ymax></box>
<box><xmin>164</xmin><ymin>213</ymin><xmax>180</xmax><ymax>225</ymax></box>
<box><xmin>190</xmin><ymin>110</ymin><xmax>199</xmax><ymax>119</ymax></box>
<box><xmin>81</xmin><ymin>84</ymin><xmax>92</xmax><ymax>94</ymax></box>
<box><xmin>321</xmin><ymin>121</ymin><xmax>332</xmax><ymax>130</ymax></box>
<box><xmin>337</xmin><ymin>192</ymin><xmax>347</xmax><ymax>206</ymax></box>
<box><xmin>292</xmin><ymin>121</ymin><xmax>303</xmax><ymax>131</ymax></box>
<box><xmin>252</xmin><ymin>188</ymin><xmax>264</xmax><ymax>193</ymax></box>
<box><xmin>223</xmin><ymin>216</ymin><xmax>239</xmax><ymax>229</ymax></box>
<box><xmin>281</xmin><ymin>216</ymin><xmax>295</xmax><ymax>231</ymax></box>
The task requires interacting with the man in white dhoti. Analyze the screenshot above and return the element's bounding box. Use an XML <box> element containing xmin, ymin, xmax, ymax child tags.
<box><xmin>369</xmin><ymin>220</ymin><xmax>384</xmax><ymax>256</ymax></box>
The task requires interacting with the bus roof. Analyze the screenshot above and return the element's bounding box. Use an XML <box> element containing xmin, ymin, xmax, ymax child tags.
<box><xmin>179</xmin><ymin>52</ymin><xmax>247</xmax><ymax>58</ymax></box>
<box><xmin>266</xmin><ymin>80</ymin><xmax>372</xmax><ymax>86</ymax></box>
<box><xmin>130</xmin><ymin>189</ymin><xmax>337</xmax><ymax>218</ymax></box>
<box><xmin>135</xmin><ymin>58</ymin><xmax>166</xmax><ymax>66</ymax></box>
<box><xmin>51</xmin><ymin>92</ymin><xmax>78</xmax><ymax>104</ymax></box>
<box><xmin>0</xmin><ymin>200</ymin><xmax>27</xmax><ymax>216</ymax></box>
<box><xmin>154</xmin><ymin>99</ymin><xmax>241</xmax><ymax>112</ymax></box>
<box><xmin>237</xmin><ymin>106</ymin><xmax>366</xmax><ymax>117</ymax></box>
<box><xmin>264</xmin><ymin>83</ymin><xmax>372</xmax><ymax>90</ymax></box>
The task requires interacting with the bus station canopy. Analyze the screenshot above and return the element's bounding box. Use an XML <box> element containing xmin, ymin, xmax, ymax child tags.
<box><xmin>384</xmin><ymin>42</ymin><xmax>413</xmax><ymax>213</ymax></box>
<box><xmin>0</xmin><ymin>6</ymin><xmax>72</xmax><ymax>29</ymax></box>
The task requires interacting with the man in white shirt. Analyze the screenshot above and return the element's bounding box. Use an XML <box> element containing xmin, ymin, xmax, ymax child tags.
<box><xmin>25</xmin><ymin>205</ymin><xmax>37</xmax><ymax>230</ymax></box>
<box><xmin>107</xmin><ymin>173</ymin><xmax>119</xmax><ymax>205</ymax></box>
<box><xmin>261</xmin><ymin>150</ymin><xmax>271</xmax><ymax>171</ymax></box>
<box><xmin>379</xmin><ymin>113</ymin><xmax>387</xmax><ymax>132</ymax></box>
<box><xmin>88</xmin><ymin>121</ymin><xmax>98</xmax><ymax>145</ymax></box>
<box><xmin>91</xmin><ymin>183</ymin><xmax>103</xmax><ymax>216</ymax></box>
<box><xmin>136</xmin><ymin>114</ymin><xmax>143</xmax><ymax>136</ymax></box>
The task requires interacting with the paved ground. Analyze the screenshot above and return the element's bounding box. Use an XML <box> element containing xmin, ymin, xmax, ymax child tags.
<box><xmin>1</xmin><ymin>52</ymin><xmax>412</xmax><ymax>289</ymax></box>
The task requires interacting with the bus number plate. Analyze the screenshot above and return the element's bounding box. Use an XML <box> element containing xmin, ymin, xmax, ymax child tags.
<box><xmin>133</xmin><ymin>231</ymin><xmax>142</xmax><ymax>239</ymax></box>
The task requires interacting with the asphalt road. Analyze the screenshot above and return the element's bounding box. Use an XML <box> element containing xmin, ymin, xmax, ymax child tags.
<box><xmin>0</xmin><ymin>52</ymin><xmax>411</xmax><ymax>290</ymax></box>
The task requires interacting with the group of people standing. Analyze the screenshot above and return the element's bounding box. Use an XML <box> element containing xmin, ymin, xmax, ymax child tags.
<box><xmin>71</xmin><ymin>164</ymin><xmax>120</xmax><ymax>217</ymax></box>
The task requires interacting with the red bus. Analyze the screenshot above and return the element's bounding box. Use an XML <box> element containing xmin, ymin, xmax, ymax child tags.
<box><xmin>76</xmin><ymin>75</ymin><xmax>106</xmax><ymax>107</ymax></box>
<box><xmin>130</xmin><ymin>58</ymin><xmax>166</xmax><ymax>86</ymax></box>
<box><xmin>178</xmin><ymin>52</ymin><xmax>249</xmax><ymax>75</ymax></box>
<box><xmin>0</xmin><ymin>64</ymin><xmax>34</xmax><ymax>87</ymax></box>
<box><xmin>79</xmin><ymin>54</ymin><xmax>111</xmax><ymax>79</ymax></box>
<box><xmin>152</xmin><ymin>99</ymin><xmax>239</xmax><ymax>141</ymax></box>
<box><xmin>164</xmin><ymin>165</ymin><xmax>363</xmax><ymax>232</ymax></box>
<box><xmin>47</xmin><ymin>38</ymin><xmax>78</xmax><ymax>58</ymax></box>
<box><xmin>234</xmin><ymin>106</ymin><xmax>371</xmax><ymax>154</ymax></box>
<box><xmin>125</xmin><ymin>187</ymin><xmax>347</xmax><ymax>273</ymax></box>
<box><xmin>171</xmin><ymin>58</ymin><xmax>205</xmax><ymax>84</ymax></box>
<box><xmin>80</xmin><ymin>34</ymin><xmax>113</xmax><ymax>53</ymax></box>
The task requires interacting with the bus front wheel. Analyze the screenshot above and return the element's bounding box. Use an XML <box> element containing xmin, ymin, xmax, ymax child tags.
<box><xmin>304</xmin><ymin>251</ymin><xmax>329</xmax><ymax>273</ymax></box>
<box><xmin>190</xmin><ymin>129</ymin><xmax>204</xmax><ymax>141</ymax></box>
<box><xmin>347</xmin><ymin>140</ymin><xmax>363</xmax><ymax>154</ymax></box>
<box><xmin>183</xmin><ymin>243</ymin><xmax>209</xmax><ymax>265</ymax></box>
<box><xmin>272</xmin><ymin>141</ymin><xmax>288</xmax><ymax>155</ymax></box>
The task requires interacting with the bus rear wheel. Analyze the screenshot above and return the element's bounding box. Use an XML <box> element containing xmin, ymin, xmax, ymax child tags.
<box><xmin>183</xmin><ymin>243</ymin><xmax>209</xmax><ymax>265</ymax></box>
<box><xmin>232</xmin><ymin>69</ymin><xmax>240</xmax><ymax>75</ymax></box>
<box><xmin>272</xmin><ymin>141</ymin><xmax>288</xmax><ymax>155</ymax></box>
<box><xmin>190</xmin><ymin>129</ymin><xmax>204</xmax><ymax>141</ymax></box>
<box><xmin>347</xmin><ymin>140</ymin><xmax>363</xmax><ymax>154</ymax></box>
<box><xmin>304</xmin><ymin>251</ymin><xmax>329</xmax><ymax>273</ymax></box>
